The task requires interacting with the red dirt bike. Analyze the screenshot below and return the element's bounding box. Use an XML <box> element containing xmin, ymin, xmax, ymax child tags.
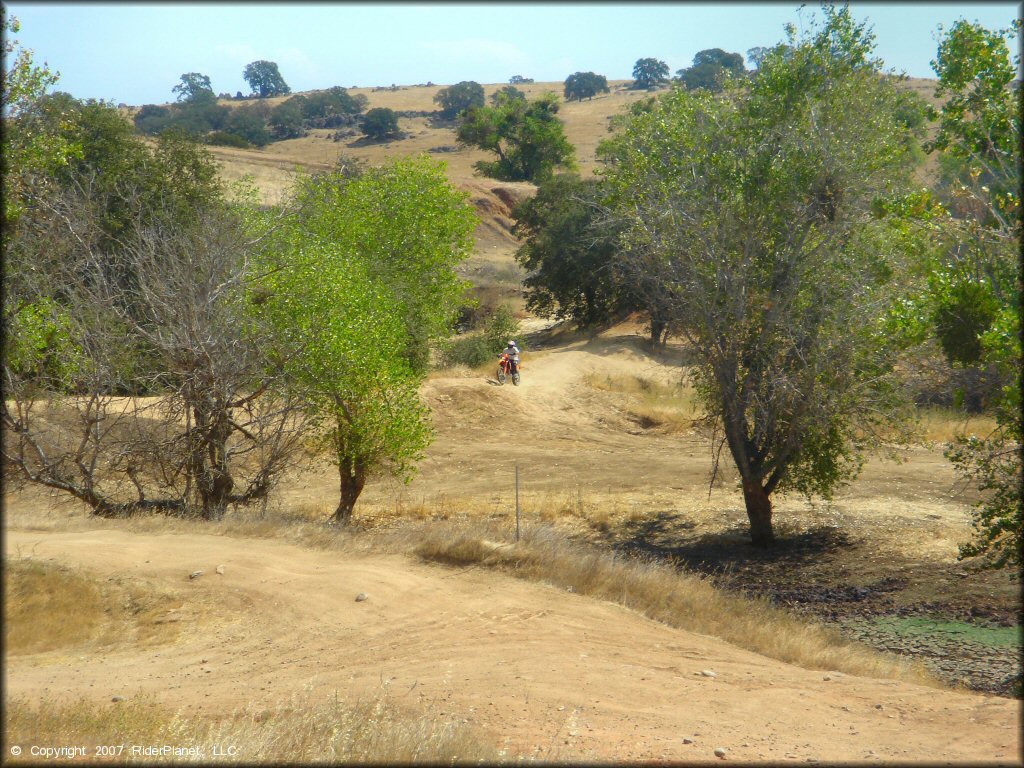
<box><xmin>496</xmin><ymin>353</ymin><xmax>521</xmax><ymax>386</ymax></box>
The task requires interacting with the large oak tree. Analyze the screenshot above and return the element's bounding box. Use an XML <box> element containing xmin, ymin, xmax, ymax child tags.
<box><xmin>601</xmin><ymin>6</ymin><xmax>922</xmax><ymax>546</ymax></box>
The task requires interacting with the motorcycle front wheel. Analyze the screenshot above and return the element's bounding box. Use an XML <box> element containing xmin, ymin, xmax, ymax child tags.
<box><xmin>497</xmin><ymin>368</ymin><xmax>506</xmax><ymax>385</ymax></box>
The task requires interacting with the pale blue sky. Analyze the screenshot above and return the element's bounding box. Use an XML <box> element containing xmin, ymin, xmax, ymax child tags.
<box><xmin>4</xmin><ymin>2</ymin><xmax>1020</xmax><ymax>106</ymax></box>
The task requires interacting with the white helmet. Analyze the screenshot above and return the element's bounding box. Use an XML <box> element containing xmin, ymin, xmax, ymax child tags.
<box><xmin>508</xmin><ymin>340</ymin><xmax>516</xmax><ymax>346</ymax></box>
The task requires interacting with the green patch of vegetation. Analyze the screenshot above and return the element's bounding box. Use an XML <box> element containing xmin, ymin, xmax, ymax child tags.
<box><xmin>872</xmin><ymin>616</ymin><xmax>1021</xmax><ymax>648</ymax></box>
<box><xmin>872</xmin><ymin>614</ymin><xmax>1024</xmax><ymax>651</ymax></box>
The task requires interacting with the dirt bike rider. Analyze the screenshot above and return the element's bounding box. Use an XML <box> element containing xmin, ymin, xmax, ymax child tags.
<box><xmin>501</xmin><ymin>340</ymin><xmax>521</xmax><ymax>375</ymax></box>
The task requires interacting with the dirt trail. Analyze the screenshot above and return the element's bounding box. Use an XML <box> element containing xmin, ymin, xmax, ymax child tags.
<box><xmin>5</xmin><ymin>324</ymin><xmax>1020</xmax><ymax>761</ymax></box>
<box><xmin>5</xmin><ymin>528</ymin><xmax>1020</xmax><ymax>763</ymax></box>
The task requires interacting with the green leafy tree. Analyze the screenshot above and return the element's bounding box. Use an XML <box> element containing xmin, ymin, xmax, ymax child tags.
<box><xmin>433</xmin><ymin>80</ymin><xmax>484</xmax><ymax>119</ymax></box>
<box><xmin>746</xmin><ymin>46</ymin><xmax>771</xmax><ymax>69</ymax></box>
<box><xmin>601</xmin><ymin>5</ymin><xmax>921</xmax><ymax>547</ymax></box>
<box><xmin>172</xmin><ymin>72</ymin><xmax>214</xmax><ymax>102</ymax></box>
<box><xmin>7</xmin><ymin>93</ymin><xmax>225</xmax><ymax>345</ymax></box>
<box><xmin>676</xmin><ymin>48</ymin><xmax>747</xmax><ymax>91</ymax></box>
<box><xmin>243</xmin><ymin>60</ymin><xmax>290</xmax><ymax>98</ymax></box>
<box><xmin>171</xmin><ymin>94</ymin><xmax>230</xmax><ymax>136</ymax></box>
<box><xmin>269</xmin><ymin>97</ymin><xmax>306</xmax><ymax>139</ymax></box>
<box><xmin>456</xmin><ymin>91</ymin><xmax>576</xmax><ymax>182</ymax></box>
<box><xmin>490</xmin><ymin>84</ymin><xmax>526</xmax><ymax>105</ymax></box>
<box><xmin>1</xmin><ymin>11</ymin><xmax>81</xmax><ymax>226</ymax></box>
<box><xmin>359</xmin><ymin>107</ymin><xmax>401</xmax><ymax>140</ymax></box>
<box><xmin>509</xmin><ymin>75</ymin><xmax>533</xmax><ymax>85</ymax></box>
<box><xmin>564</xmin><ymin>71</ymin><xmax>609</xmax><ymax>101</ymax></box>
<box><xmin>254</xmin><ymin>233</ymin><xmax>431</xmax><ymax>524</ymax></box>
<box><xmin>224</xmin><ymin>105</ymin><xmax>272</xmax><ymax>147</ymax></box>
<box><xmin>28</xmin><ymin>94</ymin><xmax>220</xmax><ymax>249</ymax></box>
<box><xmin>288</xmin><ymin>156</ymin><xmax>478</xmax><ymax>374</ymax></box>
<box><xmin>631</xmin><ymin>58</ymin><xmax>670</xmax><ymax>89</ymax></box>
<box><xmin>513</xmin><ymin>174</ymin><xmax>630</xmax><ymax>328</ymax></box>
<box><xmin>924</xmin><ymin>19</ymin><xmax>1021</xmax><ymax>568</ymax></box>
<box><xmin>133</xmin><ymin>103</ymin><xmax>172</xmax><ymax>134</ymax></box>
<box><xmin>301</xmin><ymin>86</ymin><xmax>365</xmax><ymax>126</ymax></box>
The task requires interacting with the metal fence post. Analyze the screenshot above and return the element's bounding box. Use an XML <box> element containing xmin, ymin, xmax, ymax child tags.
<box><xmin>515</xmin><ymin>462</ymin><xmax>520</xmax><ymax>542</ymax></box>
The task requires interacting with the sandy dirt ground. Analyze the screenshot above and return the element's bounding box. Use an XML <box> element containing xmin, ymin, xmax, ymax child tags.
<box><xmin>4</xmin><ymin>526</ymin><xmax>1020</xmax><ymax>764</ymax></box>
<box><xmin>4</xmin><ymin>321</ymin><xmax>1021</xmax><ymax>763</ymax></box>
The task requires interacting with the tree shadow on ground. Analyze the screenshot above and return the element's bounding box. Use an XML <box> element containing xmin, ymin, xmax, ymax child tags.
<box><xmin>609</xmin><ymin>509</ymin><xmax>856</xmax><ymax>580</ymax></box>
<box><xmin>345</xmin><ymin>133</ymin><xmax>407</xmax><ymax>148</ymax></box>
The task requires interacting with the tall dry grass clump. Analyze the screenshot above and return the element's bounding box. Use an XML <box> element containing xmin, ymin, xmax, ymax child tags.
<box><xmin>413</xmin><ymin>522</ymin><xmax>938</xmax><ymax>687</ymax></box>
<box><xmin>4</xmin><ymin>690</ymin><xmax>505</xmax><ymax>764</ymax></box>
<box><xmin>583</xmin><ymin>371</ymin><xmax>700</xmax><ymax>433</ymax></box>
<box><xmin>914</xmin><ymin>406</ymin><xmax>998</xmax><ymax>443</ymax></box>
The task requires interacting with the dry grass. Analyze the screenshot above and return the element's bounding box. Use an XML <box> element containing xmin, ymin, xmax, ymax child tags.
<box><xmin>4</xmin><ymin>688</ymin><xmax>505</xmax><ymax>764</ymax></box>
<box><xmin>584</xmin><ymin>371</ymin><xmax>701</xmax><ymax>433</ymax></box>
<box><xmin>207</xmin><ymin>80</ymin><xmax>647</xmax><ymax>193</ymax></box>
<box><xmin>915</xmin><ymin>406</ymin><xmax>999</xmax><ymax>443</ymax></box>
<box><xmin>4</xmin><ymin>558</ymin><xmax>184</xmax><ymax>655</ymax></box>
<box><xmin>411</xmin><ymin>520</ymin><xmax>939</xmax><ymax>688</ymax></box>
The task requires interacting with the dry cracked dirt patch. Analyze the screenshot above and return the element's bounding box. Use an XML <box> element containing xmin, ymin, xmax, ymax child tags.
<box><xmin>4</xmin><ymin>320</ymin><xmax>1022</xmax><ymax>763</ymax></box>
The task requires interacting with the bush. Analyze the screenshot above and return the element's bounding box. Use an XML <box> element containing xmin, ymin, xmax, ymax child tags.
<box><xmin>206</xmin><ymin>131</ymin><xmax>251</xmax><ymax>148</ymax></box>
<box><xmin>435</xmin><ymin>305</ymin><xmax>522</xmax><ymax>369</ymax></box>
<box><xmin>360</xmin><ymin>107</ymin><xmax>401</xmax><ymax>140</ymax></box>
<box><xmin>482</xmin><ymin>304</ymin><xmax>521</xmax><ymax>351</ymax></box>
<box><xmin>224</xmin><ymin>105</ymin><xmax>271</xmax><ymax>147</ymax></box>
<box><xmin>436</xmin><ymin>334</ymin><xmax>494</xmax><ymax>368</ymax></box>
<box><xmin>133</xmin><ymin>104</ymin><xmax>171</xmax><ymax>135</ymax></box>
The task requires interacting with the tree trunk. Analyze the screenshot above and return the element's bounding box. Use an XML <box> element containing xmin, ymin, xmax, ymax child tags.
<box><xmin>333</xmin><ymin>458</ymin><xmax>366</xmax><ymax>525</ymax></box>
<box><xmin>742</xmin><ymin>479</ymin><xmax>775</xmax><ymax>547</ymax></box>
<box><xmin>650</xmin><ymin>317</ymin><xmax>667</xmax><ymax>347</ymax></box>
<box><xmin>962</xmin><ymin>365</ymin><xmax>984</xmax><ymax>414</ymax></box>
<box><xmin>198</xmin><ymin>402</ymin><xmax>234</xmax><ymax>520</ymax></box>
<box><xmin>190</xmin><ymin>399</ymin><xmax>234</xmax><ymax>520</ymax></box>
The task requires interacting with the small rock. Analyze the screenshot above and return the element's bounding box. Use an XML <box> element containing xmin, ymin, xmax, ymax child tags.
<box><xmin>714</xmin><ymin>747</ymin><xmax>727</xmax><ymax>758</ymax></box>
<box><xmin>682</xmin><ymin>738</ymin><xmax>694</xmax><ymax>745</ymax></box>
<box><xmin>701</xmin><ymin>669</ymin><xmax>718</xmax><ymax>678</ymax></box>
<box><xmin>355</xmin><ymin>593</ymin><xmax>368</xmax><ymax>602</ymax></box>
<box><xmin>874</xmin><ymin>704</ymin><xmax>883</xmax><ymax>710</ymax></box>
<box><xmin>189</xmin><ymin>570</ymin><xmax>203</xmax><ymax>580</ymax></box>
<box><xmin>216</xmin><ymin>564</ymin><xmax>225</xmax><ymax>575</ymax></box>
<box><xmin>111</xmin><ymin>696</ymin><xmax>125</xmax><ymax>702</ymax></box>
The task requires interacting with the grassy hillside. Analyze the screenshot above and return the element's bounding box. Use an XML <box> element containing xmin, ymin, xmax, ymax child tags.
<box><xmin>206</xmin><ymin>80</ymin><xmax>657</xmax><ymax>204</ymax></box>
<box><xmin>196</xmin><ymin>75</ymin><xmax>943</xmax><ymax>308</ymax></box>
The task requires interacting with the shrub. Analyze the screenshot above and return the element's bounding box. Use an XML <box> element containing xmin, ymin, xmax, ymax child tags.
<box><xmin>435</xmin><ymin>305</ymin><xmax>522</xmax><ymax>369</ymax></box>
<box><xmin>360</xmin><ymin>107</ymin><xmax>401</xmax><ymax>140</ymax></box>
<box><xmin>482</xmin><ymin>303</ymin><xmax>521</xmax><ymax>351</ymax></box>
<box><xmin>206</xmin><ymin>131</ymin><xmax>252</xmax><ymax>148</ymax></box>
